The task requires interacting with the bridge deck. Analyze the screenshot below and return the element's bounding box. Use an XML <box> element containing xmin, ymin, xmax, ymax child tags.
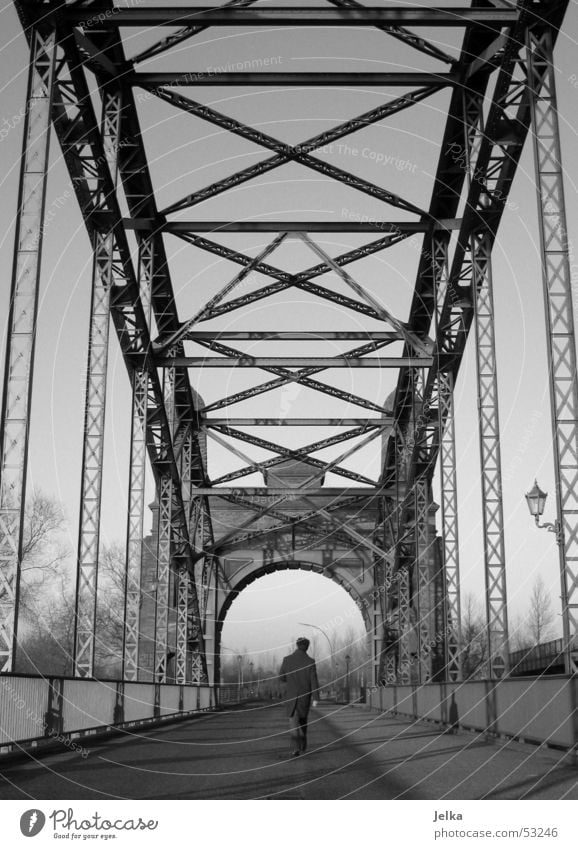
<box><xmin>0</xmin><ymin>703</ymin><xmax>576</xmax><ymax>800</ymax></box>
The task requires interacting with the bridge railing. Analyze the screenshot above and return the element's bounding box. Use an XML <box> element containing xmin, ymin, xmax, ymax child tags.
<box><xmin>0</xmin><ymin>674</ymin><xmax>217</xmax><ymax>756</ymax></box>
<box><xmin>509</xmin><ymin>639</ymin><xmax>566</xmax><ymax>676</ymax></box>
<box><xmin>368</xmin><ymin>676</ymin><xmax>577</xmax><ymax>750</ymax></box>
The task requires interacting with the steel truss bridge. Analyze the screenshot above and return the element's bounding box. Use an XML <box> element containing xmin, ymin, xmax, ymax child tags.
<box><xmin>1</xmin><ymin>0</ymin><xmax>578</xmax><ymax>748</ymax></box>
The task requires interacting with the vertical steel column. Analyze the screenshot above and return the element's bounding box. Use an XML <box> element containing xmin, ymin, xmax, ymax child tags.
<box><xmin>397</xmin><ymin>567</ymin><xmax>411</xmax><ymax>684</ymax></box>
<box><xmin>438</xmin><ymin>372</ymin><xmax>462</xmax><ymax>681</ymax></box>
<box><xmin>73</xmin><ymin>87</ymin><xmax>122</xmax><ymax>677</ymax></box>
<box><xmin>527</xmin><ymin>27</ymin><xmax>578</xmax><ymax>675</ymax></box>
<box><xmin>122</xmin><ymin>237</ymin><xmax>154</xmax><ymax>681</ymax></box>
<box><xmin>154</xmin><ymin>354</ymin><xmax>176</xmax><ymax>682</ymax></box>
<box><xmin>176</xmin><ymin>429</ymin><xmax>193</xmax><ymax>684</ymax></box>
<box><xmin>471</xmin><ymin>230</ymin><xmax>509</xmax><ymax>677</ymax></box>
<box><xmin>414</xmin><ymin>477</ymin><xmax>432</xmax><ymax>682</ymax></box>
<box><xmin>0</xmin><ymin>29</ymin><xmax>56</xmax><ymax>673</ymax></box>
<box><xmin>154</xmin><ymin>474</ymin><xmax>173</xmax><ymax>681</ymax></box>
<box><xmin>432</xmin><ymin>233</ymin><xmax>462</xmax><ymax>681</ymax></box>
<box><xmin>464</xmin><ymin>91</ymin><xmax>509</xmax><ymax>678</ymax></box>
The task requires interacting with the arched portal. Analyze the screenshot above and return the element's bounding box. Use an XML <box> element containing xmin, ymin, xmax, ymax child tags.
<box><xmin>215</xmin><ymin>560</ymin><xmax>373</xmax><ymax>687</ymax></box>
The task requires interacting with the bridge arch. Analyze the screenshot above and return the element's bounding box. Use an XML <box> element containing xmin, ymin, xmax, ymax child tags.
<box><xmin>214</xmin><ymin>560</ymin><xmax>372</xmax><ymax>684</ymax></box>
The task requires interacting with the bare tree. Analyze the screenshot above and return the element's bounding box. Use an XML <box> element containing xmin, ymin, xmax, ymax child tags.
<box><xmin>1</xmin><ymin>490</ymin><xmax>68</xmax><ymax>613</ymax></box>
<box><xmin>94</xmin><ymin>542</ymin><xmax>126</xmax><ymax>678</ymax></box>
<box><xmin>17</xmin><ymin>575</ymin><xmax>75</xmax><ymax>675</ymax></box>
<box><xmin>525</xmin><ymin>574</ymin><xmax>556</xmax><ymax>645</ymax></box>
<box><xmin>460</xmin><ymin>593</ymin><xmax>488</xmax><ymax>679</ymax></box>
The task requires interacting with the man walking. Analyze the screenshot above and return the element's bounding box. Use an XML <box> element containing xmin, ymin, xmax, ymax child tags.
<box><xmin>279</xmin><ymin>637</ymin><xmax>320</xmax><ymax>756</ymax></box>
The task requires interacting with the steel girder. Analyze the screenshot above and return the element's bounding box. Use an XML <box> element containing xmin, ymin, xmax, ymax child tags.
<box><xmin>383</xmin><ymin>0</ymin><xmax>570</xmax><ymax>681</ymax></box>
<box><xmin>0</xmin><ymin>27</ymin><xmax>56</xmax><ymax>673</ymax></box>
<box><xmin>64</xmin><ymin>6</ymin><xmax>520</xmax><ymax>28</ymax></box>
<box><xmin>526</xmin><ymin>25</ymin><xmax>578</xmax><ymax>676</ymax></box>
<box><xmin>74</xmin><ymin>86</ymin><xmax>123</xmax><ymax>678</ymax></box>
<box><xmin>10</xmin><ymin>4</ymin><xmax>209</xmax><ymax>680</ymax></box>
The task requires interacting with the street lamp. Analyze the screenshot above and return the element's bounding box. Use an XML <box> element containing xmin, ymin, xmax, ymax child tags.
<box><xmin>299</xmin><ymin>622</ymin><xmax>336</xmax><ymax>698</ymax></box>
<box><xmin>345</xmin><ymin>654</ymin><xmax>351</xmax><ymax>704</ymax></box>
<box><xmin>524</xmin><ymin>480</ymin><xmax>573</xmax><ymax>677</ymax></box>
<box><xmin>524</xmin><ymin>479</ymin><xmax>562</xmax><ymax>544</ymax></box>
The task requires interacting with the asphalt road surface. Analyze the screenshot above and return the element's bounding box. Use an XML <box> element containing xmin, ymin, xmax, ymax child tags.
<box><xmin>1</xmin><ymin>702</ymin><xmax>576</xmax><ymax>800</ymax></box>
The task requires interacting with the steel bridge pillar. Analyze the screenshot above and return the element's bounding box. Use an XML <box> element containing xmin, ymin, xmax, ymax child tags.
<box><xmin>0</xmin><ymin>28</ymin><xmax>56</xmax><ymax>673</ymax></box>
<box><xmin>176</xmin><ymin>430</ymin><xmax>194</xmax><ymax>685</ymax></box>
<box><xmin>122</xmin><ymin>237</ymin><xmax>155</xmax><ymax>681</ymax></box>
<box><xmin>414</xmin><ymin>477</ymin><xmax>433</xmax><ymax>683</ymax></box>
<box><xmin>154</xmin><ymin>354</ymin><xmax>176</xmax><ymax>683</ymax></box>
<box><xmin>527</xmin><ymin>25</ymin><xmax>578</xmax><ymax>675</ymax></box>
<box><xmin>471</xmin><ymin>229</ymin><xmax>510</xmax><ymax>678</ymax></box>
<box><xmin>463</xmin><ymin>90</ymin><xmax>509</xmax><ymax>679</ymax></box>
<box><xmin>432</xmin><ymin>232</ymin><xmax>462</xmax><ymax>682</ymax></box>
<box><xmin>437</xmin><ymin>372</ymin><xmax>462</xmax><ymax>681</ymax></box>
<box><xmin>202</xmin><ymin>555</ymin><xmax>219</xmax><ymax>687</ymax></box>
<box><xmin>73</xmin><ymin>87</ymin><xmax>123</xmax><ymax>677</ymax></box>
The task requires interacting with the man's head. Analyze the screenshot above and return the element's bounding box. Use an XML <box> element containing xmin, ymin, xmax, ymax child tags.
<box><xmin>296</xmin><ymin>637</ymin><xmax>310</xmax><ymax>651</ymax></box>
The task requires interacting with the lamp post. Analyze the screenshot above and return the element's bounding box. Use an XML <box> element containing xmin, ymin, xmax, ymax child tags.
<box><xmin>525</xmin><ymin>480</ymin><xmax>562</xmax><ymax>544</ymax></box>
<box><xmin>524</xmin><ymin>479</ymin><xmax>572</xmax><ymax>676</ymax></box>
<box><xmin>345</xmin><ymin>654</ymin><xmax>351</xmax><ymax>704</ymax></box>
<box><xmin>237</xmin><ymin>654</ymin><xmax>243</xmax><ymax>700</ymax></box>
<box><xmin>299</xmin><ymin>622</ymin><xmax>336</xmax><ymax>698</ymax></box>
<box><xmin>249</xmin><ymin>661</ymin><xmax>254</xmax><ymax>696</ymax></box>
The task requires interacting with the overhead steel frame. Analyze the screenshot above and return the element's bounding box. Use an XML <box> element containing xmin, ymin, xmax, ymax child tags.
<box><xmin>0</xmin><ymin>27</ymin><xmax>55</xmax><ymax>673</ymax></box>
<box><xmin>3</xmin><ymin>0</ymin><xmax>574</xmax><ymax>689</ymax></box>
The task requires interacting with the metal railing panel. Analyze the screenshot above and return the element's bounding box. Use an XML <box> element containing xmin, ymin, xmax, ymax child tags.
<box><xmin>160</xmin><ymin>684</ymin><xmax>181</xmax><ymax>716</ymax></box>
<box><xmin>0</xmin><ymin>676</ymin><xmax>49</xmax><ymax>745</ymax></box>
<box><xmin>495</xmin><ymin>677</ymin><xmax>574</xmax><ymax>748</ymax></box>
<box><xmin>62</xmin><ymin>680</ymin><xmax>117</xmax><ymax>732</ymax></box>
<box><xmin>124</xmin><ymin>683</ymin><xmax>156</xmax><ymax>722</ymax></box>
<box><xmin>415</xmin><ymin>683</ymin><xmax>443</xmax><ymax>721</ymax></box>
<box><xmin>199</xmin><ymin>687</ymin><xmax>211</xmax><ymax>710</ymax></box>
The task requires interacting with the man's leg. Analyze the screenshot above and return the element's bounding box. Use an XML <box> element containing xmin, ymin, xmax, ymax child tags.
<box><xmin>298</xmin><ymin>716</ymin><xmax>308</xmax><ymax>752</ymax></box>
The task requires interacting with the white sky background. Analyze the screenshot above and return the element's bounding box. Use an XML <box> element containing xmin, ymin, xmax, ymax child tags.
<box><xmin>1</xmin><ymin>0</ymin><xmax>578</xmax><ymax>656</ymax></box>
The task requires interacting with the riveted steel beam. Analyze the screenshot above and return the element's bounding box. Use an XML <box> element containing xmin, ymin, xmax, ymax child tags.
<box><xmin>527</xmin><ymin>24</ymin><xmax>578</xmax><ymax>676</ymax></box>
<box><xmin>126</xmin><ymin>220</ymin><xmax>460</xmax><ymax>234</ymax></box>
<box><xmin>0</xmin><ymin>27</ymin><xmax>56</xmax><ymax>673</ymax></box>
<box><xmin>74</xmin><ymin>85</ymin><xmax>123</xmax><ymax>679</ymax></box>
<box><xmin>66</xmin><ymin>6</ymin><xmax>519</xmax><ymax>27</ymax></box>
<box><xmin>158</xmin><ymin>356</ymin><xmax>433</xmax><ymax>368</ymax></box>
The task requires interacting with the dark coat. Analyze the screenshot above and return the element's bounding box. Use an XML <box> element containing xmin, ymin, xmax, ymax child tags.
<box><xmin>279</xmin><ymin>649</ymin><xmax>320</xmax><ymax>718</ymax></box>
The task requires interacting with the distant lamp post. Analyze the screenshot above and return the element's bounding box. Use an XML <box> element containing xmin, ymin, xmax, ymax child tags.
<box><xmin>299</xmin><ymin>621</ymin><xmax>336</xmax><ymax>698</ymax></box>
<box><xmin>345</xmin><ymin>654</ymin><xmax>351</xmax><ymax>704</ymax></box>
<box><xmin>525</xmin><ymin>479</ymin><xmax>562</xmax><ymax>545</ymax></box>
<box><xmin>237</xmin><ymin>654</ymin><xmax>243</xmax><ymax>699</ymax></box>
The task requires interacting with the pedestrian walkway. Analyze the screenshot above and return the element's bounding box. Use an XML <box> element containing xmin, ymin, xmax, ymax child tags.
<box><xmin>0</xmin><ymin>702</ymin><xmax>576</xmax><ymax>800</ymax></box>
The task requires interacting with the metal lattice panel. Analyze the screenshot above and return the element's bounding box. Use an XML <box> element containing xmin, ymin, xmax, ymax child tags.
<box><xmin>437</xmin><ymin>372</ymin><xmax>462</xmax><ymax>682</ymax></box>
<box><xmin>73</xmin><ymin>88</ymin><xmax>123</xmax><ymax>678</ymax></box>
<box><xmin>471</xmin><ymin>231</ymin><xmax>509</xmax><ymax>678</ymax></box>
<box><xmin>527</xmin><ymin>26</ymin><xmax>578</xmax><ymax>674</ymax></box>
<box><xmin>414</xmin><ymin>478</ymin><xmax>432</xmax><ymax>682</ymax></box>
<box><xmin>0</xmin><ymin>27</ymin><xmax>55</xmax><ymax>673</ymax></box>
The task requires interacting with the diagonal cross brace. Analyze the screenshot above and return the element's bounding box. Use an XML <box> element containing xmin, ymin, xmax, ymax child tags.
<box><xmin>146</xmin><ymin>85</ymin><xmax>435</xmax><ymax>217</ymax></box>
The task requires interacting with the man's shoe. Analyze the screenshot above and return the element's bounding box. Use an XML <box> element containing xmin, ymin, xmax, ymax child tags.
<box><xmin>291</xmin><ymin>750</ymin><xmax>300</xmax><ymax>757</ymax></box>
